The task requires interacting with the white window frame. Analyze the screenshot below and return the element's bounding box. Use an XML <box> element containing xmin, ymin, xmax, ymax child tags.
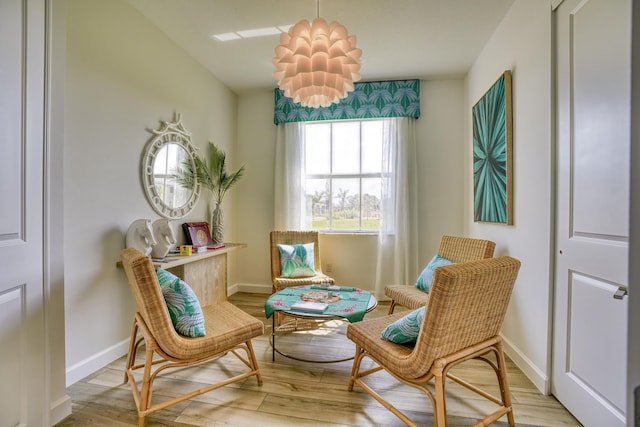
<box><xmin>303</xmin><ymin>119</ymin><xmax>387</xmax><ymax>233</ymax></box>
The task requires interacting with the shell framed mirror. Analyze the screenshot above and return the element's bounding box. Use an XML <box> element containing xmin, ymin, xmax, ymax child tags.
<box><xmin>141</xmin><ymin>113</ymin><xmax>201</xmax><ymax>218</ymax></box>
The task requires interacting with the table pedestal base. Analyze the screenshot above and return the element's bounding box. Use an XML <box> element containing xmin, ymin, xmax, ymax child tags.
<box><xmin>270</xmin><ymin>315</ymin><xmax>355</xmax><ymax>363</ymax></box>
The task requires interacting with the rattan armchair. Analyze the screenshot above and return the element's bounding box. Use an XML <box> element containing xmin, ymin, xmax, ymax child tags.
<box><xmin>348</xmin><ymin>256</ymin><xmax>521</xmax><ymax>427</ymax></box>
<box><xmin>270</xmin><ymin>230</ymin><xmax>335</xmax><ymax>293</ymax></box>
<box><xmin>120</xmin><ymin>248</ymin><xmax>264</xmax><ymax>427</ymax></box>
<box><xmin>385</xmin><ymin>235</ymin><xmax>496</xmax><ymax>314</ymax></box>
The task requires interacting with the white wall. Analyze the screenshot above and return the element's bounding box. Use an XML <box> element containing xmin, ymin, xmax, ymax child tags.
<box><xmin>64</xmin><ymin>0</ymin><xmax>238</xmax><ymax>385</ymax></box>
<box><xmin>464</xmin><ymin>0</ymin><xmax>553</xmax><ymax>392</ymax></box>
<box><xmin>234</xmin><ymin>80</ymin><xmax>466</xmax><ymax>294</ymax></box>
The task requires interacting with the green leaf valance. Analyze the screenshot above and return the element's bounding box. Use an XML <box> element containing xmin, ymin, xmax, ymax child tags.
<box><xmin>274</xmin><ymin>79</ymin><xmax>420</xmax><ymax>124</ymax></box>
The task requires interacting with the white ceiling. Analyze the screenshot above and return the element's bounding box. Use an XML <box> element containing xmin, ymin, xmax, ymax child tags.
<box><xmin>127</xmin><ymin>0</ymin><xmax>515</xmax><ymax>94</ymax></box>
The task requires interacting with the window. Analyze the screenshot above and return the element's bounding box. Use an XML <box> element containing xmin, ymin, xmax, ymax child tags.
<box><xmin>303</xmin><ymin>120</ymin><xmax>385</xmax><ymax>232</ymax></box>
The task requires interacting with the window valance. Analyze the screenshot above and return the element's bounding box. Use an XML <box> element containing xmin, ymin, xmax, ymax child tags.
<box><xmin>274</xmin><ymin>79</ymin><xmax>420</xmax><ymax>124</ymax></box>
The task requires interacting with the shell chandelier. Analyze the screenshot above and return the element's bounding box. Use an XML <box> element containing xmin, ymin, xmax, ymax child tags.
<box><xmin>273</xmin><ymin>15</ymin><xmax>362</xmax><ymax>109</ymax></box>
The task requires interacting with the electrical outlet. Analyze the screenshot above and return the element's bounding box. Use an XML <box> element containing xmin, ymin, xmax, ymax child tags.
<box><xmin>325</xmin><ymin>263</ymin><xmax>333</xmax><ymax>273</ymax></box>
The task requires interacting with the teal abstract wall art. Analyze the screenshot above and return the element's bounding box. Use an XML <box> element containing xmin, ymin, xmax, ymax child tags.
<box><xmin>473</xmin><ymin>70</ymin><xmax>513</xmax><ymax>224</ymax></box>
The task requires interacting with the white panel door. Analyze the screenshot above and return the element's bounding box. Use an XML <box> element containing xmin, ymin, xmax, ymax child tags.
<box><xmin>0</xmin><ymin>0</ymin><xmax>47</xmax><ymax>425</ymax></box>
<box><xmin>554</xmin><ymin>0</ymin><xmax>630</xmax><ymax>426</ymax></box>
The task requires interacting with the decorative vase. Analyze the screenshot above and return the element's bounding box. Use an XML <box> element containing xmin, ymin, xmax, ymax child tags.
<box><xmin>210</xmin><ymin>202</ymin><xmax>224</xmax><ymax>246</ymax></box>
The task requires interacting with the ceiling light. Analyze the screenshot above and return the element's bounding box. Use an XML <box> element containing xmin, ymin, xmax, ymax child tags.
<box><xmin>212</xmin><ymin>32</ymin><xmax>242</xmax><ymax>42</ymax></box>
<box><xmin>272</xmin><ymin>3</ymin><xmax>362</xmax><ymax>109</ymax></box>
<box><xmin>212</xmin><ymin>26</ymin><xmax>291</xmax><ymax>42</ymax></box>
<box><xmin>237</xmin><ymin>27</ymin><xmax>283</xmax><ymax>38</ymax></box>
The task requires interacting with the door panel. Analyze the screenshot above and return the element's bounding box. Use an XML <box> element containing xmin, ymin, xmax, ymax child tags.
<box><xmin>568</xmin><ymin>273</ymin><xmax>627</xmax><ymax>411</ymax></box>
<box><xmin>571</xmin><ymin>0</ymin><xmax>630</xmax><ymax>238</ymax></box>
<box><xmin>0</xmin><ymin>0</ymin><xmax>47</xmax><ymax>425</ymax></box>
<box><xmin>554</xmin><ymin>0</ymin><xmax>630</xmax><ymax>425</ymax></box>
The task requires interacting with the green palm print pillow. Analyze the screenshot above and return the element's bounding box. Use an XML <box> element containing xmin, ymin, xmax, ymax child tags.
<box><xmin>415</xmin><ymin>255</ymin><xmax>453</xmax><ymax>292</ymax></box>
<box><xmin>156</xmin><ymin>269</ymin><xmax>206</xmax><ymax>337</ymax></box>
<box><xmin>381</xmin><ymin>306</ymin><xmax>426</xmax><ymax>344</ymax></box>
<box><xmin>277</xmin><ymin>243</ymin><xmax>316</xmax><ymax>278</ymax></box>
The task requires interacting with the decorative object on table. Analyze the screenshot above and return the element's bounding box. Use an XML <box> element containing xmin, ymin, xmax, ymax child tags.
<box><xmin>472</xmin><ymin>70</ymin><xmax>513</xmax><ymax>224</ymax></box>
<box><xmin>290</xmin><ymin>300</ymin><xmax>328</xmax><ymax>313</ymax></box>
<box><xmin>300</xmin><ymin>290</ymin><xmax>341</xmax><ymax>304</ymax></box>
<box><xmin>125</xmin><ymin>219</ymin><xmax>157</xmax><ymax>257</ymax></box>
<box><xmin>272</xmin><ymin>0</ymin><xmax>362</xmax><ymax>108</ymax></box>
<box><xmin>140</xmin><ymin>113</ymin><xmax>201</xmax><ymax>219</ymax></box>
<box><xmin>150</xmin><ymin>218</ymin><xmax>176</xmax><ymax>259</ymax></box>
<box><xmin>182</xmin><ymin>221</ymin><xmax>226</xmax><ymax>252</ymax></box>
<box><xmin>182</xmin><ymin>221</ymin><xmax>213</xmax><ymax>246</ymax></box>
<box><xmin>176</xmin><ymin>142</ymin><xmax>245</xmax><ymax>246</ymax></box>
<box><xmin>179</xmin><ymin>245</ymin><xmax>193</xmax><ymax>256</ymax></box>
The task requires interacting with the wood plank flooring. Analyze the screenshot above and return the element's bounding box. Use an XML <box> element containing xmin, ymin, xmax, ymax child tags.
<box><xmin>55</xmin><ymin>292</ymin><xmax>582</xmax><ymax>427</ymax></box>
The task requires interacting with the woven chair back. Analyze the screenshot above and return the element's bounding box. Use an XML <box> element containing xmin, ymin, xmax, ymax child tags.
<box><xmin>437</xmin><ymin>235</ymin><xmax>496</xmax><ymax>264</ymax></box>
<box><xmin>120</xmin><ymin>248</ymin><xmax>189</xmax><ymax>359</ymax></box>
<box><xmin>397</xmin><ymin>256</ymin><xmax>521</xmax><ymax>379</ymax></box>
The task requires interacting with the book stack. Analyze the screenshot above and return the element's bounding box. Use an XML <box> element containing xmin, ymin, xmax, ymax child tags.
<box><xmin>290</xmin><ymin>300</ymin><xmax>328</xmax><ymax>313</ymax></box>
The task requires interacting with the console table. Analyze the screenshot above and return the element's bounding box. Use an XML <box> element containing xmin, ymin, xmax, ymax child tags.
<box><xmin>119</xmin><ymin>243</ymin><xmax>246</xmax><ymax>306</ymax></box>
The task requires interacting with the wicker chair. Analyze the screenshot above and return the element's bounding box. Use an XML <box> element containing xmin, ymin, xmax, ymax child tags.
<box><xmin>384</xmin><ymin>235</ymin><xmax>496</xmax><ymax>314</ymax></box>
<box><xmin>347</xmin><ymin>256</ymin><xmax>521</xmax><ymax>427</ymax></box>
<box><xmin>120</xmin><ymin>248</ymin><xmax>264</xmax><ymax>427</ymax></box>
<box><xmin>270</xmin><ymin>230</ymin><xmax>335</xmax><ymax>293</ymax></box>
<box><xmin>347</xmin><ymin>256</ymin><xmax>520</xmax><ymax>427</ymax></box>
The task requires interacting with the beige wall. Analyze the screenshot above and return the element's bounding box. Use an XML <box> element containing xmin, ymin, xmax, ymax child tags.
<box><xmin>64</xmin><ymin>0</ymin><xmax>238</xmax><ymax>384</ymax></box>
<box><xmin>234</xmin><ymin>80</ymin><xmax>466</xmax><ymax>294</ymax></box>
<box><xmin>464</xmin><ymin>0</ymin><xmax>553</xmax><ymax>393</ymax></box>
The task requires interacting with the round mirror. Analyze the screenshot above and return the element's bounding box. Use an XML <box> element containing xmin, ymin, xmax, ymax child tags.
<box><xmin>141</xmin><ymin>114</ymin><xmax>200</xmax><ymax>218</ymax></box>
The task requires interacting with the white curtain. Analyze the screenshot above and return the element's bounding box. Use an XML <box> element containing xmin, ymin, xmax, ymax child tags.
<box><xmin>274</xmin><ymin>118</ymin><xmax>418</xmax><ymax>298</ymax></box>
<box><xmin>274</xmin><ymin>122</ymin><xmax>305</xmax><ymax>229</ymax></box>
<box><xmin>374</xmin><ymin>117</ymin><xmax>418</xmax><ymax>298</ymax></box>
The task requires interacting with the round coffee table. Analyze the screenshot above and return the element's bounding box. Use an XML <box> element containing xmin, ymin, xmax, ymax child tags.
<box><xmin>265</xmin><ymin>285</ymin><xmax>377</xmax><ymax>363</ymax></box>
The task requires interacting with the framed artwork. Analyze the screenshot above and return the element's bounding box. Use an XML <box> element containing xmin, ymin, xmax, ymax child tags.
<box><xmin>472</xmin><ymin>70</ymin><xmax>513</xmax><ymax>224</ymax></box>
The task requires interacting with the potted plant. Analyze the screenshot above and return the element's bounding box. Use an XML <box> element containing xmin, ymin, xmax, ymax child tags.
<box><xmin>176</xmin><ymin>142</ymin><xmax>245</xmax><ymax>245</ymax></box>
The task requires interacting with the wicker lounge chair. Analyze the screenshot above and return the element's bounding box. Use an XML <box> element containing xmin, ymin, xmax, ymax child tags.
<box><xmin>120</xmin><ymin>248</ymin><xmax>264</xmax><ymax>427</ymax></box>
<box><xmin>348</xmin><ymin>256</ymin><xmax>521</xmax><ymax>427</ymax></box>
<box><xmin>384</xmin><ymin>235</ymin><xmax>495</xmax><ymax>314</ymax></box>
<box><xmin>270</xmin><ymin>230</ymin><xmax>335</xmax><ymax>293</ymax></box>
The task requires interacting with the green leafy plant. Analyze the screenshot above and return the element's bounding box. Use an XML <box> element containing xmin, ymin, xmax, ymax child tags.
<box><xmin>176</xmin><ymin>142</ymin><xmax>245</xmax><ymax>244</ymax></box>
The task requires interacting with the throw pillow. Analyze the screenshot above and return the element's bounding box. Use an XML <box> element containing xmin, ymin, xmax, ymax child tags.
<box><xmin>156</xmin><ymin>269</ymin><xmax>206</xmax><ymax>337</ymax></box>
<box><xmin>277</xmin><ymin>243</ymin><xmax>316</xmax><ymax>277</ymax></box>
<box><xmin>380</xmin><ymin>306</ymin><xmax>426</xmax><ymax>344</ymax></box>
<box><xmin>415</xmin><ymin>254</ymin><xmax>454</xmax><ymax>292</ymax></box>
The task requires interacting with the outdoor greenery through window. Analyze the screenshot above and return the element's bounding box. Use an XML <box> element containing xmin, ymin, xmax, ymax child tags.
<box><xmin>304</xmin><ymin>120</ymin><xmax>384</xmax><ymax>232</ymax></box>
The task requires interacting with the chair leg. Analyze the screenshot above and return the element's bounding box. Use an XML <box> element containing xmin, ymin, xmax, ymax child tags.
<box><xmin>136</xmin><ymin>346</ymin><xmax>155</xmax><ymax>426</ymax></box>
<box><xmin>433</xmin><ymin>371</ymin><xmax>448</xmax><ymax>427</ymax></box>
<box><xmin>124</xmin><ymin>317</ymin><xmax>139</xmax><ymax>383</ymax></box>
<box><xmin>348</xmin><ymin>346</ymin><xmax>364</xmax><ymax>391</ymax></box>
<box><xmin>387</xmin><ymin>300</ymin><xmax>397</xmax><ymax>315</ymax></box>
<box><xmin>495</xmin><ymin>342</ymin><xmax>515</xmax><ymax>426</ymax></box>
<box><xmin>246</xmin><ymin>340</ymin><xmax>263</xmax><ymax>385</ymax></box>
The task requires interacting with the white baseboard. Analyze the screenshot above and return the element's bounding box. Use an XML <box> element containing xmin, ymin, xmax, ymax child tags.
<box><xmin>501</xmin><ymin>333</ymin><xmax>549</xmax><ymax>394</ymax></box>
<box><xmin>66</xmin><ymin>338</ymin><xmax>129</xmax><ymax>387</ymax></box>
<box><xmin>50</xmin><ymin>394</ymin><xmax>72</xmax><ymax>425</ymax></box>
<box><xmin>228</xmin><ymin>282</ymin><xmax>271</xmax><ymax>296</ymax></box>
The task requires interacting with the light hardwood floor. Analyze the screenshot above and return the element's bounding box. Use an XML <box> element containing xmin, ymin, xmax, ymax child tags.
<box><xmin>56</xmin><ymin>292</ymin><xmax>582</xmax><ymax>427</ymax></box>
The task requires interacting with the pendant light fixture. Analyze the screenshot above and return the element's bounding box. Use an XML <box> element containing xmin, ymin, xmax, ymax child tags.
<box><xmin>272</xmin><ymin>0</ymin><xmax>362</xmax><ymax>108</ymax></box>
